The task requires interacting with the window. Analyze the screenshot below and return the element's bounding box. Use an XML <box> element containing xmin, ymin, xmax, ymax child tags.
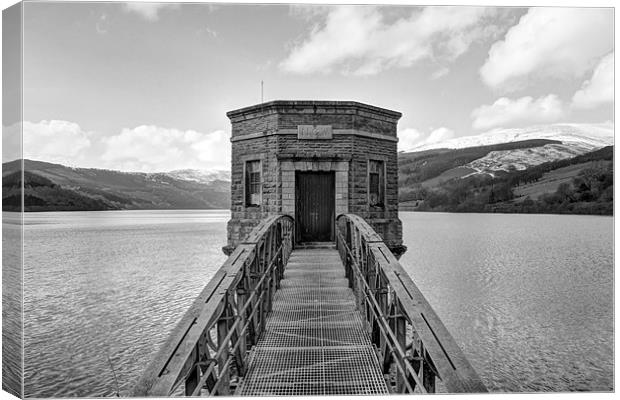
<box><xmin>368</xmin><ymin>160</ymin><xmax>384</xmax><ymax>207</ymax></box>
<box><xmin>245</xmin><ymin>160</ymin><xmax>261</xmax><ymax>206</ymax></box>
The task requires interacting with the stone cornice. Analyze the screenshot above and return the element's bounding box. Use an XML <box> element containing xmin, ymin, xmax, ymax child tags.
<box><xmin>226</xmin><ymin>100</ymin><xmax>402</xmax><ymax>122</ymax></box>
<box><xmin>230</xmin><ymin>129</ymin><xmax>399</xmax><ymax>143</ymax></box>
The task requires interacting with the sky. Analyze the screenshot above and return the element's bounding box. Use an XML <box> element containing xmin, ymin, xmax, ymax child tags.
<box><xmin>1</xmin><ymin>2</ymin><xmax>615</xmax><ymax>172</ymax></box>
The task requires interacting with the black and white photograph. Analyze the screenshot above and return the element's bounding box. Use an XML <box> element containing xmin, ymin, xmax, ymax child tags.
<box><xmin>1</xmin><ymin>1</ymin><xmax>615</xmax><ymax>398</ymax></box>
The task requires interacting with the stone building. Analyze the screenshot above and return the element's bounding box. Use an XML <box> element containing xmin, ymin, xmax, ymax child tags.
<box><xmin>223</xmin><ymin>100</ymin><xmax>406</xmax><ymax>257</ymax></box>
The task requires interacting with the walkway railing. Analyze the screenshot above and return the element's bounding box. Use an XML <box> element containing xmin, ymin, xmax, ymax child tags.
<box><xmin>133</xmin><ymin>215</ymin><xmax>294</xmax><ymax>397</ymax></box>
<box><xmin>336</xmin><ymin>214</ymin><xmax>487</xmax><ymax>393</ymax></box>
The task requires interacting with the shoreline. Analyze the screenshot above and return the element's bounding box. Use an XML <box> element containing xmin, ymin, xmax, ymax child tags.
<box><xmin>2</xmin><ymin>208</ymin><xmax>613</xmax><ymax>217</ymax></box>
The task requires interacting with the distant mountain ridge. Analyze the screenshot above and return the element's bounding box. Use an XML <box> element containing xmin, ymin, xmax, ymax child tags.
<box><xmin>401</xmin><ymin>123</ymin><xmax>614</xmax><ymax>179</ymax></box>
<box><xmin>407</xmin><ymin>123</ymin><xmax>614</xmax><ymax>152</ymax></box>
<box><xmin>166</xmin><ymin>169</ymin><xmax>231</xmax><ymax>184</ymax></box>
<box><xmin>2</xmin><ymin>159</ymin><xmax>231</xmax><ymax>211</ymax></box>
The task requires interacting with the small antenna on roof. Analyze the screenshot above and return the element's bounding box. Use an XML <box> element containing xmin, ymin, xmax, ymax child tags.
<box><xmin>261</xmin><ymin>80</ymin><xmax>264</xmax><ymax>103</ymax></box>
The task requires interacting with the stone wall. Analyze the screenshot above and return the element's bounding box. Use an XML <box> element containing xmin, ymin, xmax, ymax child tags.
<box><xmin>224</xmin><ymin>101</ymin><xmax>405</xmax><ymax>257</ymax></box>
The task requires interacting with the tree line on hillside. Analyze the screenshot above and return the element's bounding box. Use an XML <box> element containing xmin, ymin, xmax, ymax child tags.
<box><xmin>400</xmin><ymin>146</ymin><xmax>613</xmax><ymax>215</ymax></box>
<box><xmin>2</xmin><ymin>159</ymin><xmax>232</xmax><ymax>212</ymax></box>
<box><xmin>2</xmin><ymin>170</ymin><xmax>114</xmax><ymax>211</ymax></box>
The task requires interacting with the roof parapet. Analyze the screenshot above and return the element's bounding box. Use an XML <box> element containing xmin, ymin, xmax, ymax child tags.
<box><xmin>226</xmin><ymin>100</ymin><xmax>402</xmax><ymax>121</ymax></box>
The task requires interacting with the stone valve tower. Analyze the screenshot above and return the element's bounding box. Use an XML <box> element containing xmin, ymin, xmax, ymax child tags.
<box><xmin>223</xmin><ymin>100</ymin><xmax>406</xmax><ymax>258</ymax></box>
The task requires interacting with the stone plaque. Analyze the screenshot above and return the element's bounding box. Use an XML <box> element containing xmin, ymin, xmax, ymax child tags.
<box><xmin>297</xmin><ymin>125</ymin><xmax>333</xmax><ymax>140</ymax></box>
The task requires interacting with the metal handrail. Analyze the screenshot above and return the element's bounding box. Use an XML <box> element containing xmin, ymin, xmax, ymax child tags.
<box><xmin>335</xmin><ymin>214</ymin><xmax>487</xmax><ymax>393</ymax></box>
<box><xmin>132</xmin><ymin>215</ymin><xmax>294</xmax><ymax>397</ymax></box>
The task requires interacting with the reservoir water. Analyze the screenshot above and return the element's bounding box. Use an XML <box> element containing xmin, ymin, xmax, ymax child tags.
<box><xmin>2</xmin><ymin>210</ymin><xmax>613</xmax><ymax>396</ymax></box>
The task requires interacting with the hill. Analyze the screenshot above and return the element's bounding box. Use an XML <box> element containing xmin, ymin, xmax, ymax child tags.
<box><xmin>399</xmin><ymin>146</ymin><xmax>613</xmax><ymax>215</ymax></box>
<box><xmin>398</xmin><ymin>122</ymin><xmax>614</xmax><ymax>216</ymax></box>
<box><xmin>398</xmin><ymin>139</ymin><xmax>562</xmax><ymax>197</ymax></box>
<box><xmin>2</xmin><ymin>160</ymin><xmax>231</xmax><ymax>212</ymax></box>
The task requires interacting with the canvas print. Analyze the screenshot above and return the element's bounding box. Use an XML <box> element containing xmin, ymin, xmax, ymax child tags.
<box><xmin>1</xmin><ymin>1</ymin><xmax>614</xmax><ymax>398</ymax></box>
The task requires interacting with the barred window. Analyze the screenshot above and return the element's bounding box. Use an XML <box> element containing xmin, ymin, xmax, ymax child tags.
<box><xmin>245</xmin><ymin>160</ymin><xmax>261</xmax><ymax>207</ymax></box>
<box><xmin>369</xmin><ymin>160</ymin><xmax>384</xmax><ymax>207</ymax></box>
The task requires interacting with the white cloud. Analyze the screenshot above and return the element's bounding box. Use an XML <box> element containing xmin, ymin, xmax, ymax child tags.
<box><xmin>471</xmin><ymin>94</ymin><xmax>564</xmax><ymax>130</ymax></box>
<box><xmin>8</xmin><ymin>120</ymin><xmax>231</xmax><ymax>172</ymax></box>
<box><xmin>572</xmin><ymin>52</ymin><xmax>614</xmax><ymax>109</ymax></box>
<box><xmin>398</xmin><ymin>126</ymin><xmax>455</xmax><ymax>151</ymax></box>
<box><xmin>398</xmin><ymin>128</ymin><xmax>422</xmax><ymax>151</ymax></box>
<box><xmin>21</xmin><ymin>120</ymin><xmax>93</xmax><ymax>166</ymax></box>
<box><xmin>101</xmin><ymin>125</ymin><xmax>230</xmax><ymax>172</ymax></box>
<box><xmin>426</xmin><ymin>127</ymin><xmax>455</xmax><ymax>144</ymax></box>
<box><xmin>281</xmin><ymin>6</ymin><xmax>505</xmax><ymax>75</ymax></box>
<box><xmin>123</xmin><ymin>3</ymin><xmax>179</xmax><ymax>21</ymax></box>
<box><xmin>480</xmin><ymin>8</ymin><xmax>613</xmax><ymax>90</ymax></box>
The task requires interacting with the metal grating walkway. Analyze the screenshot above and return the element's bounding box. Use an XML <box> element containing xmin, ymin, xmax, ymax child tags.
<box><xmin>237</xmin><ymin>247</ymin><xmax>389</xmax><ymax>396</ymax></box>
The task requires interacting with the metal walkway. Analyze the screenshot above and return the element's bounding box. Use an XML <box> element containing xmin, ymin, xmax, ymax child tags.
<box><xmin>133</xmin><ymin>215</ymin><xmax>487</xmax><ymax>396</ymax></box>
<box><xmin>237</xmin><ymin>247</ymin><xmax>389</xmax><ymax>396</ymax></box>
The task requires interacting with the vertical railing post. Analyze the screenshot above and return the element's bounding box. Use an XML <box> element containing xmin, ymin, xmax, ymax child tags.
<box><xmin>201</xmin><ymin>333</ymin><xmax>218</xmax><ymax>395</ymax></box>
<box><xmin>251</xmin><ymin>246</ymin><xmax>262</xmax><ymax>339</ymax></box>
<box><xmin>184</xmin><ymin>347</ymin><xmax>200</xmax><ymax>396</ymax></box>
<box><xmin>258</xmin><ymin>238</ymin><xmax>269</xmax><ymax>334</ymax></box>
<box><xmin>216</xmin><ymin>294</ymin><xmax>232</xmax><ymax>395</ymax></box>
<box><xmin>410</xmin><ymin>346</ymin><xmax>420</xmax><ymax>393</ymax></box>
<box><xmin>376</xmin><ymin>273</ymin><xmax>390</xmax><ymax>374</ymax></box>
<box><xmin>390</xmin><ymin>300</ymin><xmax>407</xmax><ymax>392</ymax></box>
<box><xmin>275</xmin><ymin>224</ymin><xmax>283</xmax><ymax>289</ymax></box>
<box><xmin>184</xmin><ymin>332</ymin><xmax>217</xmax><ymax>396</ymax></box>
<box><xmin>242</xmin><ymin>261</ymin><xmax>257</xmax><ymax>347</ymax></box>
<box><xmin>232</xmin><ymin>291</ymin><xmax>246</xmax><ymax>379</ymax></box>
<box><xmin>264</xmin><ymin>228</ymin><xmax>274</xmax><ymax>315</ymax></box>
<box><xmin>357</xmin><ymin>240</ymin><xmax>367</xmax><ymax>316</ymax></box>
<box><xmin>345</xmin><ymin>221</ymin><xmax>352</xmax><ymax>284</ymax></box>
<box><xmin>368</xmin><ymin>256</ymin><xmax>380</xmax><ymax>343</ymax></box>
<box><xmin>422</xmin><ymin>349</ymin><xmax>437</xmax><ymax>393</ymax></box>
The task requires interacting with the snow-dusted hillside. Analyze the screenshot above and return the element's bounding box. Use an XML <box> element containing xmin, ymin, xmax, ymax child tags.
<box><xmin>466</xmin><ymin>144</ymin><xmax>589</xmax><ymax>175</ymax></box>
<box><xmin>166</xmin><ymin>169</ymin><xmax>231</xmax><ymax>184</ymax></box>
<box><xmin>409</xmin><ymin>123</ymin><xmax>614</xmax><ymax>152</ymax></box>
